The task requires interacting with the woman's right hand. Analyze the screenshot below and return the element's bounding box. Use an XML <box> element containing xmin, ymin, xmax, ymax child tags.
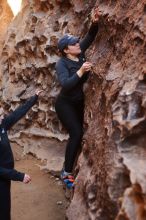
<box><xmin>23</xmin><ymin>174</ymin><xmax>31</xmax><ymax>184</ymax></box>
<box><xmin>77</xmin><ymin>62</ymin><xmax>93</xmax><ymax>77</ymax></box>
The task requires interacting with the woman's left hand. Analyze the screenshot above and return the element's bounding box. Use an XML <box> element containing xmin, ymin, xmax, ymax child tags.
<box><xmin>91</xmin><ymin>7</ymin><xmax>101</xmax><ymax>24</ymax></box>
<box><xmin>35</xmin><ymin>89</ymin><xmax>44</xmax><ymax>96</ymax></box>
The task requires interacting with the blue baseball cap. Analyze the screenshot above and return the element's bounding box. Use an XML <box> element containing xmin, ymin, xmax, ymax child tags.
<box><xmin>58</xmin><ymin>34</ymin><xmax>79</xmax><ymax>52</ymax></box>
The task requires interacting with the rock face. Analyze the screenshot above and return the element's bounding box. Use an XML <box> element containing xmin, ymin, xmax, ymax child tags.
<box><xmin>0</xmin><ymin>0</ymin><xmax>146</xmax><ymax>219</ymax></box>
<box><xmin>67</xmin><ymin>1</ymin><xmax>146</xmax><ymax>220</ymax></box>
<box><xmin>0</xmin><ymin>0</ymin><xmax>13</xmax><ymax>55</ymax></box>
<box><xmin>0</xmin><ymin>0</ymin><xmax>69</xmax><ymax>171</ymax></box>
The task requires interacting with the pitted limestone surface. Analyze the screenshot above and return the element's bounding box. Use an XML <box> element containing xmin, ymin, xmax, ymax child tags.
<box><xmin>0</xmin><ymin>0</ymin><xmax>146</xmax><ymax>219</ymax></box>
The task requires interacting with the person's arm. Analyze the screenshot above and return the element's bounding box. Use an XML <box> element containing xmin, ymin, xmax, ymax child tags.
<box><xmin>80</xmin><ymin>23</ymin><xmax>98</xmax><ymax>53</ymax></box>
<box><xmin>4</xmin><ymin>95</ymin><xmax>38</xmax><ymax>130</ymax></box>
<box><xmin>0</xmin><ymin>167</ymin><xmax>24</xmax><ymax>181</ymax></box>
<box><xmin>80</xmin><ymin>72</ymin><xmax>89</xmax><ymax>83</ymax></box>
<box><xmin>56</xmin><ymin>60</ymin><xmax>80</xmax><ymax>91</ymax></box>
<box><xmin>80</xmin><ymin>7</ymin><xmax>100</xmax><ymax>53</ymax></box>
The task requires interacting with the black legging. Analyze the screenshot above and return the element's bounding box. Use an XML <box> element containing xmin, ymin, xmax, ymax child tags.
<box><xmin>55</xmin><ymin>95</ymin><xmax>84</xmax><ymax>173</ymax></box>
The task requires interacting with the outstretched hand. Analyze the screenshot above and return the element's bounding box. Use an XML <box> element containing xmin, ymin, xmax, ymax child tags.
<box><xmin>91</xmin><ymin>7</ymin><xmax>101</xmax><ymax>24</ymax></box>
<box><xmin>35</xmin><ymin>89</ymin><xmax>44</xmax><ymax>96</ymax></box>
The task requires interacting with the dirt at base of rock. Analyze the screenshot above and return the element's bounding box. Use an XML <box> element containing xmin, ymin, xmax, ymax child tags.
<box><xmin>12</xmin><ymin>155</ymin><xmax>67</xmax><ymax>220</ymax></box>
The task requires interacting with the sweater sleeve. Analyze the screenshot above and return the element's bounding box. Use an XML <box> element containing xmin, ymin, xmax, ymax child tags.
<box><xmin>0</xmin><ymin>167</ymin><xmax>24</xmax><ymax>181</ymax></box>
<box><xmin>4</xmin><ymin>95</ymin><xmax>38</xmax><ymax>130</ymax></box>
<box><xmin>80</xmin><ymin>23</ymin><xmax>99</xmax><ymax>53</ymax></box>
<box><xmin>80</xmin><ymin>72</ymin><xmax>89</xmax><ymax>83</ymax></box>
<box><xmin>56</xmin><ymin>60</ymin><xmax>80</xmax><ymax>91</ymax></box>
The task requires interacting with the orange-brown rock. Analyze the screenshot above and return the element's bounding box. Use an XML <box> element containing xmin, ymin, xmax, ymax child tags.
<box><xmin>0</xmin><ymin>0</ymin><xmax>13</xmax><ymax>55</ymax></box>
<box><xmin>0</xmin><ymin>0</ymin><xmax>146</xmax><ymax>219</ymax></box>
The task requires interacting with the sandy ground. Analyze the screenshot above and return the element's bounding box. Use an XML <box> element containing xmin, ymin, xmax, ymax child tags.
<box><xmin>11</xmin><ymin>155</ymin><xmax>67</xmax><ymax>220</ymax></box>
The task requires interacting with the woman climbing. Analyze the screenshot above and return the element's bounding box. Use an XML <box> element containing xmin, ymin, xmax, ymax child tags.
<box><xmin>55</xmin><ymin>8</ymin><xmax>100</xmax><ymax>189</ymax></box>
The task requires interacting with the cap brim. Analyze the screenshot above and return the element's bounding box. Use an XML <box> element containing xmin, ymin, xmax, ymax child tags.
<box><xmin>68</xmin><ymin>37</ymin><xmax>79</xmax><ymax>45</ymax></box>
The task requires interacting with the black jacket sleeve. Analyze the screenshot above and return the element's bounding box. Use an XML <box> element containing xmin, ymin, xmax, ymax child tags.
<box><xmin>80</xmin><ymin>72</ymin><xmax>89</xmax><ymax>83</ymax></box>
<box><xmin>56</xmin><ymin>60</ymin><xmax>81</xmax><ymax>91</ymax></box>
<box><xmin>0</xmin><ymin>167</ymin><xmax>24</xmax><ymax>181</ymax></box>
<box><xmin>80</xmin><ymin>23</ymin><xmax>98</xmax><ymax>53</ymax></box>
<box><xmin>4</xmin><ymin>95</ymin><xmax>38</xmax><ymax>130</ymax></box>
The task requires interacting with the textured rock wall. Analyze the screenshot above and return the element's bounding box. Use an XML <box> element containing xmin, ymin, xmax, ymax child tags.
<box><xmin>0</xmin><ymin>0</ymin><xmax>70</xmax><ymax>171</ymax></box>
<box><xmin>0</xmin><ymin>0</ymin><xmax>146</xmax><ymax>219</ymax></box>
<box><xmin>0</xmin><ymin>1</ymin><xmax>13</xmax><ymax>56</ymax></box>
<box><xmin>68</xmin><ymin>1</ymin><xmax>146</xmax><ymax>219</ymax></box>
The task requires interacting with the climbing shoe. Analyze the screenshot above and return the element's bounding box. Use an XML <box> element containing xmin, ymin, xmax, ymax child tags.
<box><xmin>60</xmin><ymin>170</ymin><xmax>75</xmax><ymax>189</ymax></box>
